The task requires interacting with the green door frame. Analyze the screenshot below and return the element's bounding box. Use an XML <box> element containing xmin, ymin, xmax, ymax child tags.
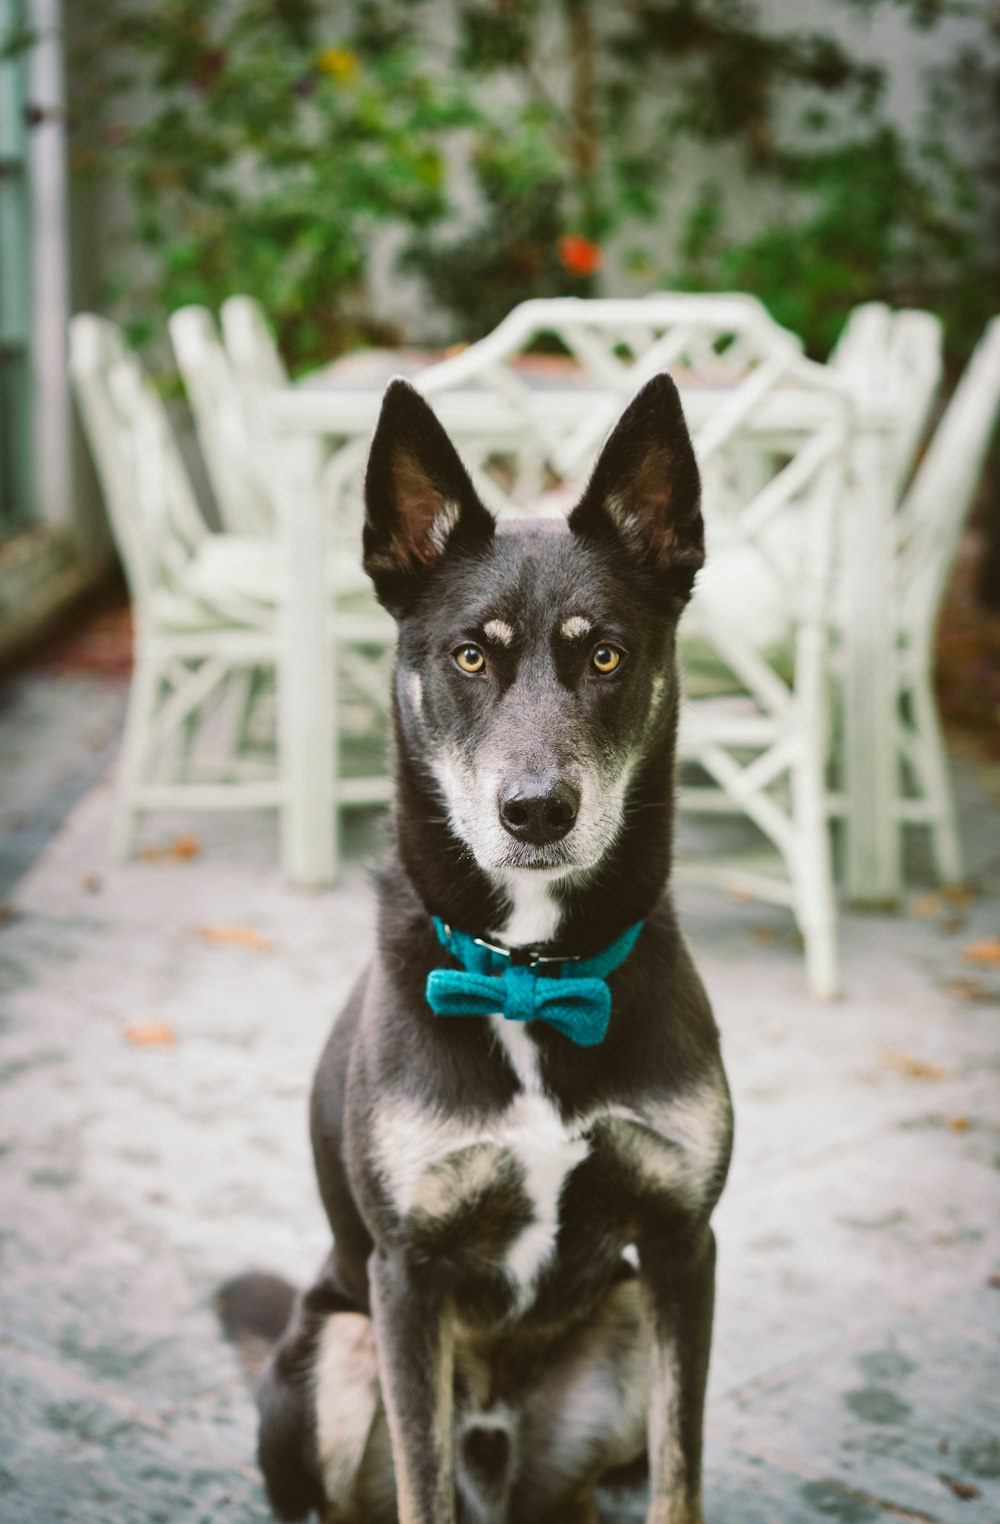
<box><xmin>0</xmin><ymin>0</ymin><xmax>32</xmax><ymax>536</ymax></box>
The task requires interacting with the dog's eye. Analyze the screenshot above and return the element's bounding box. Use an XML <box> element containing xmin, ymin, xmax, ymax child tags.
<box><xmin>591</xmin><ymin>645</ymin><xmax>622</xmax><ymax>675</ymax></box>
<box><xmin>453</xmin><ymin>644</ymin><xmax>486</xmax><ymax>674</ymax></box>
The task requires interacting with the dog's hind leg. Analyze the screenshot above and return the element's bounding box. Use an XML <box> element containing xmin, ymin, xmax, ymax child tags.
<box><xmin>311</xmin><ymin>1310</ymin><xmax>395</xmax><ymax>1523</ymax></box>
<box><xmin>513</xmin><ymin>1277</ymin><xmax>649</xmax><ymax>1524</ymax></box>
<box><xmin>235</xmin><ymin>1255</ymin><xmax>393</xmax><ymax>1523</ymax></box>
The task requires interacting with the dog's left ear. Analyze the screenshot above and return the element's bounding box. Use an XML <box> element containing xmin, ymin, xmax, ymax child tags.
<box><xmin>568</xmin><ymin>374</ymin><xmax>704</xmax><ymax>604</ymax></box>
<box><xmin>363</xmin><ymin>378</ymin><xmax>495</xmax><ymax>613</ymax></box>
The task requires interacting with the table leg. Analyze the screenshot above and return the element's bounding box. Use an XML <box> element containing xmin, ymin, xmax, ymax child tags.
<box><xmin>277</xmin><ymin>455</ymin><xmax>336</xmax><ymax>887</ymax></box>
<box><xmin>843</xmin><ymin>422</ymin><xmax>900</xmax><ymax>905</ymax></box>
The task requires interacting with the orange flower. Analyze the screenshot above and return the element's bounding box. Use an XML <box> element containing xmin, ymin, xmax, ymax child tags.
<box><xmin>557</xmin><ymin>234</ymin><xmax>603</xmax><ymax>277</ymax></box>
<box><xmin>316</xmin><ymin>47</ymin><xmax>360</xmax><ymax>83</ymax></box>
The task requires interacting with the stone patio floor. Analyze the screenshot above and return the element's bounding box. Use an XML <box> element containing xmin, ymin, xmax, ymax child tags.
<box><xmin>0</xmin><ymin>657</ymin><xmax>998</xmax><ymax>1523</ymax></box>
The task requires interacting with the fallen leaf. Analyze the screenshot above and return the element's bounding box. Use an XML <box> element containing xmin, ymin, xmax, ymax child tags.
<box><xmin>945</xmin><ymin>976</ymin><xmax>996</xmax><ymax>1003</ymax></box>
<box><xmin>0</xmin><ymin>903</ymin><xmax>13</xmax><ymax>927</ymax></box>
<box><xmin>948</xmin><ymin>1116</ymin><xmax>971</xmax><ymax>1132</ymax></box>
<box><xmin>80</xmin><ymin>873</ymin><xmax>101</xmax><ymax>894</ymax></box>
<box><xmin>942</xmin><ymin>885</ymin><xmax>974</xmax><ymax>907</ymax></box>
<box><xmin>961</xmin><ymin>937</ymin><xmax>1000</xmax><ymax>966</ymax></box>
<box><xmin>196</xmin><ymin>924</ymin><xmax>271</xmax><ymax>951</ymax></box>
<box><xmin>910</xmin><ymin>893</ymin><xmax>942</xmax><ymax>919</ymax></box>
<box><xmin>750</xmin><ymin>926</ymin><xmax>780</xmax><ymax>945</ymax></box>
<box><xmin>140</xmin><ymin>834</ymin><xmax>201</xmax><ymax>863</ymax></box>
<box><xmin>938</xmin><ymin>1474</ymin><xmax>981</xmax><ymax>1501</ymax></box>
<box><xmin>123</xmin><ymin>1021</ymin><xmax>177</xmax><ymax>1046</ymax></box>
<box><xmin>879</xmin><ymin>1050</ymin><xmax>948</xmax><ymax>1082</ymax></box>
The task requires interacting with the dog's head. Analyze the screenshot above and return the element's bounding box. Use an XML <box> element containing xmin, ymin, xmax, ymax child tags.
<box><xmin>363</xmin><ymin>375</ymin><xmax>703</xmax><ymax>891</ymax></box>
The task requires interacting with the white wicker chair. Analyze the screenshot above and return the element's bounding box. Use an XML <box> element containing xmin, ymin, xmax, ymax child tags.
<box><xmin>890</xmin><ymin>316</ymin><xmax>1000</xmax><ymax>882</ymax></box>
<box><xmin>69</xmin><ymin>314</ymin><xmax>393</xmax><ymax>877</ymax></box>
<box><xmin>828</xmin><ymin>305</ymin><xmax>1000</xmax><ymax>887</ymax></box>
<box><xmin>168</xmin><ymin>304</ymin><xmax>275</xmax><ymax>535</ymax></box>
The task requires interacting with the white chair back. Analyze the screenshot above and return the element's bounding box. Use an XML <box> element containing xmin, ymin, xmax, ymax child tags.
<box><xmin>829</xmin><ymin>302</ymin><xmax>893</xmax><ymax>383</ymax></box>
<box><xmin>411</xmin><ymin>294</ymin><xmax>805</xmax><ymax>519</ymax></box>
<box><xmin>221</xmin><ymin>294</ymin><xmax>289</xmax><ymax>392</ymax></box>
<box><xmin>219</xmin><ymin>294</ymin><xmax>331</xmax><ymax>537</ymax></box>
<box><xmin>69</xmin><ymin>314</ymin><xmax>207</xmax><ymax>625</ymax></box>
<box><xmin>830</xmin><ymin>302</ymin><xmax>943</xmax><ymax>493</ymax></box>
<box><xmin>169</xmin><ymin>305</ymin><xmax>274</xmax><ymax>536</ymax></box>
<box><xmin>886</xmin><ymin>310</ymin><xmax>944</xmax><ymax>489</ymax></box>
<box><xmin>897</xmin><ymin>315</ymin><xmax>1000</xmax><ymax>657</ymax></box>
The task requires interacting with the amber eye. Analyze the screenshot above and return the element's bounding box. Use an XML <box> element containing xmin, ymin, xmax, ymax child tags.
<box><xmin>454</xmin><ymin>644</ymin><xmax>486</xmax><ymax>674</ymax></box>
<box><xmin>591</xmin><ymin>644</ymin><xmax>622</xmax><ymax>674</ymax></box>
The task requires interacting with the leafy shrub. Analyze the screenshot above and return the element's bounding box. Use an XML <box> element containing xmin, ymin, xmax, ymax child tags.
<box><xmin>68</xmin><ymin>0</ymin><xmax>998</xmax><ymax>365</ymax></box>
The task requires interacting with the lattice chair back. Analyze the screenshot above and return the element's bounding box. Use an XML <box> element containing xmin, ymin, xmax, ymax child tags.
<box><xmin>829</xmin><ymin>301</ymin><xmax>891</xmax><ymax>380</ymax></box>
<box><xmin>414</xmin><ymin>295</ymin><xmax>804</xmax><ymax>519</ymax></box>
<box><xmin>69</xmin><ymin>314</ymin><xmax>207</xmax><ymax>627</ymax></box>
<box><xmin>219</xmin><ymin>293</ymin><xmax>333</xmax><ymax>541</ymax></box>
<box><xmin>886</xmin><ymin>310</ymin><xmax>944</xmax><ymax>489</ymax></box>
<box><xmin>896</xmin><ymin>315</ymin><xmax>1000</xmax><ymax>663</ymax></box>
<box><xmin>169</xmin><ymin>305</ymin><xmax>274</xmax><ymax>536</ymax></box>
<box><xmin>220</xmin><ymin>293</ymin><xmax>289</xmax><ymax>392</ymax></box>
<box><xmin>684</xmin><ymin>370</ymin><xmax>848</xmax><ymax>694</ymax></box>
<box><xmin>830</xmin><ymin>302</ymin><xmax>943</xmax><ymax>494</ymax></box>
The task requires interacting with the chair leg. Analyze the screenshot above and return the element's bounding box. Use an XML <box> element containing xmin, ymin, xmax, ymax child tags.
<box><xmin>911</xmin><ymin>670</ymin><xmax>963</xmax><ymax>885</ymax></box>
<box><xmin>791</xmin><ymin>738</ymin><xmax>839</xmax><ymax>1000</ymax></box>
<box><xmin>110</xmin><ymin>651</ymin><xmax>159</xmax><ymax>861</ymax></box>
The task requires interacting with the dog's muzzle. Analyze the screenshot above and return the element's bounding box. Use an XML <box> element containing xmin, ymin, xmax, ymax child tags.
<box><xmin>498</xmin><ymin>774</ymin><xmax>580</xmax><ymax>846</ymax></box>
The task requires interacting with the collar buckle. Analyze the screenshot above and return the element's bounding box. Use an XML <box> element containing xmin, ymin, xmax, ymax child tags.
<box><xmin>438</xmin><ymin>919</ymin><xmax>593</xmax><ymax>970</ymax></box>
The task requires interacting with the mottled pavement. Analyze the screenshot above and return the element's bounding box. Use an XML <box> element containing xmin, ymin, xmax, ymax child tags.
<box><xmin>1</xmin><ymin>667</ymin><xmax>998</xmax><ymax>1523</ymax></box>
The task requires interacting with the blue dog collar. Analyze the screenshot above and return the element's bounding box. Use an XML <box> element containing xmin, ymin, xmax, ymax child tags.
<box><xmin>426</xmin><ymin>918</ymin><xmax>643</xmax><ymax>1048</ymax></box>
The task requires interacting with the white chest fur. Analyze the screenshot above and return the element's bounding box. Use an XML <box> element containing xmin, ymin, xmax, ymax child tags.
<box><xmin>374</xmin><ymin>1082</ymin><xmax>590</xmax><ymax>1310</ymax></box>
<box><xmin>487</xmin><ymin>876</ymin><xmax>582</xmax><ymax>1303</ymax></box>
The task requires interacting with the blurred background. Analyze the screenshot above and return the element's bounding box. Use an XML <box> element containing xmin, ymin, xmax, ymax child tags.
<box><xmin>1</xmin><ymin>4</ymin><xmax>999</xmax><ymax>1522</ymax></box>
<box><xmin>2</xmin><ymin>0</ymin><xmax>999</xmax><ymax>635</ymax></box>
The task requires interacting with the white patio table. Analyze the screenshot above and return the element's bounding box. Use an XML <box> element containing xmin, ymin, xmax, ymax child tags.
<box><xmin>265</xmin><ymin>338</ymin><xmax>902</xmax><ymax>909</ymax></box>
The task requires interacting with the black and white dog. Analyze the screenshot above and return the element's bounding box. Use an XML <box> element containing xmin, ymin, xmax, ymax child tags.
<box><xmin>233</xmin><ymin>374</ymin><xmax>733</xmax><ymax>1524</ymax></box>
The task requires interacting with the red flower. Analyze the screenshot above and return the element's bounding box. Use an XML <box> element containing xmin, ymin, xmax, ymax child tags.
<box><xmin>193</xmin><ymin>48</ymin><xmax>226</xmax><ymax>95</ymax></box>
<box><xmin>557</xmin><ymin>234</ymin><xmax>603</xmax><ymax>277</ymax></box>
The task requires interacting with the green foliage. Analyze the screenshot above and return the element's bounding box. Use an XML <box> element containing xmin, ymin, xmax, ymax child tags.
<box><xmin>68</xmin><ymin>0</ymin><xmax>998</xmax><ymax>366</ymax></box>
<box><xmin>70</xmin><ymin>0</ymin><xmax>476</xmax><ymax>369</ymax></box>
<box><xmin>672</xmin><ymin>21</ymin><xmax>1000</xmax><ymax>359</ymax></box>
<box><xmin>677</xmin><ymin>123</ymin><xmax>990</xmax><ymax>358</ymax></box>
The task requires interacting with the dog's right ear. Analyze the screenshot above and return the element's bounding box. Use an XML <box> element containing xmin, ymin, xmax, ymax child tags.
<box><xmin>363</xmin><ymin>379</ymin><xmax>495</xmax><ymax>612</ymax></box>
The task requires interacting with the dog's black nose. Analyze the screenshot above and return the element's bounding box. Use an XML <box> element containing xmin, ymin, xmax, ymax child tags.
<box><xmin>499</xmin><ymin>775</ymin><xmax>579</xmax><ymax>845</ymax></box>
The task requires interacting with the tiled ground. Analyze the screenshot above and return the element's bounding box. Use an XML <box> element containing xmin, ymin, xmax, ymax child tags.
<box><xmin>0</xmin><ymin>666</ymin><xmax>998</xmax><ymax>1522</ymax></box>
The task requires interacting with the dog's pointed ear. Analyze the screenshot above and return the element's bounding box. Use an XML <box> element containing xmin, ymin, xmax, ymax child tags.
<box><xmin>568</xmin><ymin>374</ymin><xmax>704</xmax><ymax>605</ymax></box>
<box><xmin>363</xmin><ymin>378</ymin><xmax>495</xmax><ymax>612</ymax></box>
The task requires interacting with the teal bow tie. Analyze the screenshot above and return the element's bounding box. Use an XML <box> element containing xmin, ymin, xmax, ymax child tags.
<box><xmin>425</xmin><ymin>918</ymin><xmax>643</xmax><ymax>1048</ymax></box>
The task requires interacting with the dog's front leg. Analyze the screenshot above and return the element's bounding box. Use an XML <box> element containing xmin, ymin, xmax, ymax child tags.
<box><xmin>369</xmin><ymin>1250</ymin><xmax>457</xmax><ymax>1524</ymax></box>
<box><xmin>638</xmin><ymin>1225</ymin><xmax>716</xmax><ymax>1524</ymax></box>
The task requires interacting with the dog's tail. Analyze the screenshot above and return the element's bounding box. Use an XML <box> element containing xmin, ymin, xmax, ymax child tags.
<box><xmin>216</xmin><ymin>1271</ymin><xmax>298</xmax><ymax>1380</ymax></box>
